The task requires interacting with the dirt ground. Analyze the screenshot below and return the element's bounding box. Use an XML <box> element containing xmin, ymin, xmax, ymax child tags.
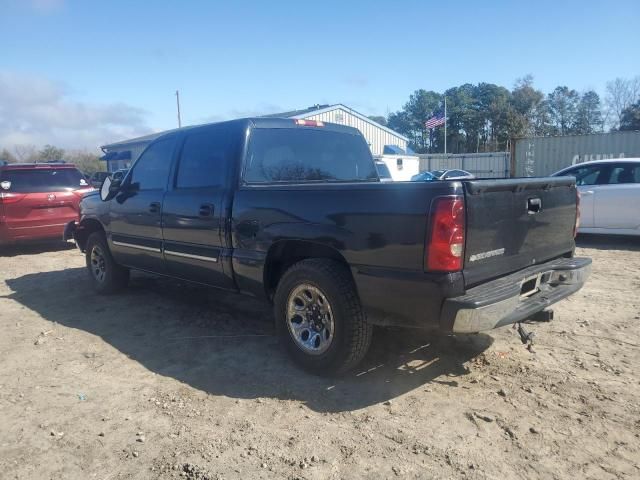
<box><xmin>0</xmin><ymin>236</ymin><xmax>639</xmax><ymax>480</ymax></box>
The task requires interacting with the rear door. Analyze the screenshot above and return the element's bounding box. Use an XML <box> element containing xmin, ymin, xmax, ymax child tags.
<box><xmin>108</xmin><ymin>136</ymin><xmax>177</xmax><ymax>273</ymax></box>
<box><xmin>462</xmin><ymin>177</ymin><xmax>577</xmax><ymax>286</ymax></box>
<box><xmin>0</xmin><ymin>167</ymin><xmax>88</xmax><ymax>241</ymax></box>
<box><xmin>593</xmin><ymin>162</ymin><xmax>640</xmax><ymax>230</ymax></box>
<box><xmin>161</xmin><ymin>124</ymin><xmax>238</xmax><ymax>288</ymax></box>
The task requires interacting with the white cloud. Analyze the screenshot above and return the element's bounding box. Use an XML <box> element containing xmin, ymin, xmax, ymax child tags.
<box><xmin>0</xmin><ymin>71</ymin><xmax>153</xmax><ymax>151</ymax></box>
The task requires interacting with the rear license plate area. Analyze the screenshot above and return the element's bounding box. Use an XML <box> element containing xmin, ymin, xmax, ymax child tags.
<box><xmin>520</xmin><ymin>274</ymin><xmax>541</xmax><ymax>298</ymax></box>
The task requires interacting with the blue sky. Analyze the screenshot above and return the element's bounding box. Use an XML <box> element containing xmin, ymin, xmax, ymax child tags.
<box><xmin>1</xmin><ymin>0</ymin><xmax>639</xmax><ymax>150</ymax></box>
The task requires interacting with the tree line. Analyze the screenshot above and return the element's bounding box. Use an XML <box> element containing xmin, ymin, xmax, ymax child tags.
<box><xmin>0</xmin><ymin>144</ymin><xmax>104</xmax><ymax>175</ymax></box>
<box><xmin>375</xmin><ymin>75</ymin><xmax>640</xmax><ymax>154</ymax></box>
<box><xmin>2</xmin><ymin>75</ymin><xmax>639</xmax><ymax>163</ymax></box>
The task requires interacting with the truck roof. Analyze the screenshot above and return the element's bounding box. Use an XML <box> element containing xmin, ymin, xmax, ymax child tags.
<box><xmin>102</xmin><ymin>117</ymin><xmax>362</xmax><ymax>150</ymax></box>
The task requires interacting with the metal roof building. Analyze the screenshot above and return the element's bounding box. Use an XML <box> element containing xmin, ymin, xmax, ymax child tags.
<box><xmin>100</xmin><ymin>104</ymin><xmax>407</xmax><ymax>172</ymax></box>
<box><xmin>264</xmin><ymin>104</ymin><xmax>408</xmax><ymax>156</ymax></box>
<box><xmin>100</xmin><ymin>130</ymin><xmax>174</xmax><ymax>172</ymax></box>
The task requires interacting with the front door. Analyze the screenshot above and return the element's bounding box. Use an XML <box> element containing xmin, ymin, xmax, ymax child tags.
<box><xmin>161</xmin><ymin>124</ymin><xmax>237</xmax><ymax>288</ymax></box>
<box><xmin>108</xmin><ymin>135</ymin><xmax>177</xmax><ymax>273</ymax></box>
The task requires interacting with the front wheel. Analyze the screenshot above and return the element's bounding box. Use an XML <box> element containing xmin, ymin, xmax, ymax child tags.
<box><xmin>274</xmin><ymin>259</ymin><xmax>372</xmax><ymax>375</ymax></box>
<box><xmin>85</xmin><ymin>232</ymin><xmax>129</xmax><ymax>294</ymax></box>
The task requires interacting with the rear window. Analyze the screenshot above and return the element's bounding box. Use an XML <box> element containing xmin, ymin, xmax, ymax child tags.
<box><xmin>244</xmin><ymin>128</ymin><xmax>377</xmax><ymax>183</ymax></box>
<box><xmin>0</xmin><ymin>168</ymin><xmax>86</xmax><ymax>193</ymax></box>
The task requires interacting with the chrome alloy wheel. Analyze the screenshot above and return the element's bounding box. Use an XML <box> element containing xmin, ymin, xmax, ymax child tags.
<box><xmin>286</xmin><ymin>284</ymin><xmax>335</xmax><ymax>355</ymax></box>
<box><xmin>90</xmin><ymin>245</ymin><xmax>107</xmax><ymax>283</ymax></box>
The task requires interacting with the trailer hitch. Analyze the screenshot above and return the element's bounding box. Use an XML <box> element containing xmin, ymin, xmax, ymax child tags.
<box><xmin>513</xmin><ymin>309</ymin><xmax>554</xmax><ymax>352</ymax></box>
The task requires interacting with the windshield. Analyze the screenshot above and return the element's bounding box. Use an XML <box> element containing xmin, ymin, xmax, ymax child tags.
<box><xmin>244</xmin><ymin>128</ymin><xmax>377</xmax><ymax>183</ymax></box>
<box><xmin>0</xmin><ymin>168</ymin><xmax>86</xmax><ymax>193</ymax></box>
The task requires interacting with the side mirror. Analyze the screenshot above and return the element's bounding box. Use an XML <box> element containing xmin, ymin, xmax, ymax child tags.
<box><xmin>100</xmin><ymin>176</ymin><xmax>122</xmax><ymax>201</ymax></box>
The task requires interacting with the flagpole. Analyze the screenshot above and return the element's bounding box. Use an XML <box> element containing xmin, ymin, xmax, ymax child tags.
<box><xmin>444</xmin><ymin>96</ymin><xmax>447</xmax><ymax>156</ymax></box>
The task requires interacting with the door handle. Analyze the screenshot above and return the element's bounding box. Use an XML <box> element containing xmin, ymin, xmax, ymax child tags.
<box><xmin>581</xmin><ymin>190</ymin><xmax>594</xmax><ymax>195</ymax></box>
<box><xmin>199</xmin><ymin>203</ymin><xmax>214</xmax><ymax>217</ymax></box>
<box><xmin>149</xmin><ymin>202</ymin><xmax>161</xmax><ymax>213</ymax></box>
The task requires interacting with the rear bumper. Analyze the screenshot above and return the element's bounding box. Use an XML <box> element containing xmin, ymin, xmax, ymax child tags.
<box><xmin>0</xmin><ymin>221</ymin><xmax>71</xmax><ymax>244</ymax></box>
<box><xmin>440</xmin><ymin>257</ymin><xmax>591</xmax><ymax>333</ymax></box>
<box><xmin>63</xmin><ymin>220</ymin><xmax>77</xmax><ymax>242</ymax></box>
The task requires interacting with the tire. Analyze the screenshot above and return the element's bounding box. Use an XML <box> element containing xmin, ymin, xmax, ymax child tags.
<box><xmin>85</xmin><ymin>232</ymin><xmax>129</xmax><ymax>294</ymax></box>
<box><xmin>274</xmin><ymin>259</ymin><xmax>372</xmax><ymax>375</ymax></box>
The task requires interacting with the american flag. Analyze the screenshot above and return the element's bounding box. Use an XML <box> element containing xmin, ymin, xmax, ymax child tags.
<box><xmin>425</xmin><ymin>114</ymin><xmax>445</xmax><ymax>129</ymax></box>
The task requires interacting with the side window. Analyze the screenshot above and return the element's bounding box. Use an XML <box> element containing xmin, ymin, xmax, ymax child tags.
<box><xmin>129</xmin><ymin>137</ymin><xmax>176</xmax><ymax>190</ymax></box>
<box><xmin>564</xmin><ymin>165</ymin><xmax>604</xmax><ymax>186</ymax></box>
<box><xmin>605</xmin><ymin>164</ymin><xmax>640</xmax><ymax>185</ymax></box>
<box><xmin>176</xmin><ymin>127</ymin><xmax>235</xmax><ymax>189</ymax></box>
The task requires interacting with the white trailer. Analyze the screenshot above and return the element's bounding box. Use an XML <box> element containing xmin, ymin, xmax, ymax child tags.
<box><xmin>374</xmin><ymin>154</ymin><xmax>420</xmax><ymax>181</ymax></box>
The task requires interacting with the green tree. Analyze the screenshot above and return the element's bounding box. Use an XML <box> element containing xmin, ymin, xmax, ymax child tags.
<box><xmin>510</xmin><ymin>75</ymin><xmax>548</xmax><ymax>136</ymax></box>
<box><xmin>619</xmin><ymin>100</ymin><xmax>640</xmax><ymax>131</ymax></box>
<box><xmin>547</xmin><ymin>86</ymin><xmax>579</xmax><ymax>135</ymax></box>
<box><xmin>573</xmin><ymin>91</ymin><xmax>603</xmax><ymax>134</ymax></box>
<box><xmin>38</xmin><ymin>144</ymin><xmax>66</xmax><ymax>161</ymax></box>
<box><xmin>367</xmin><ymin>115</ymin><xmax>387</xmax><ymax>126</ymax></box>
<box><xmin>0</xmin><ymin>148</ymin><xmax>17</xmax><ymax>163</ymax></box>
<box><xmin>66</xmin><ymin>150</ymin><xmax>103</xmax><ymax>176</ymax></box>
<box><xmin>387</xmin><ymin>89</ymin><xmax>442</xmax><ymax>153</ymax></box>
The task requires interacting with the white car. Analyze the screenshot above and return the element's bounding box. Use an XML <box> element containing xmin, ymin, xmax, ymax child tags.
<box><xmin>552</xmin><ymin>159</ymin><xmax>640</xmax><ymax>236</ymax></box>
<box><xmin>430</xmin><ymin>169</ymin><xmax>475</xmax><ymax>181</ymax></box>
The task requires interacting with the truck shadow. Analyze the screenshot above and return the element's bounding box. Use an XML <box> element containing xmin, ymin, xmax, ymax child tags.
<box><xmin>0</xmin><ymin>241</ymin><xmax>75</xmax><ymax>257</ymax></box>
<box><xmin>5</xmin><ymin>267</ymin><xmax>492</xmax><ymax>413</ymax></box>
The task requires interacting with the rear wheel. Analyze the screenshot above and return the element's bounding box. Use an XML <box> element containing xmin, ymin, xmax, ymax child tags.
<box><xmin>85</xmin><ymin>232</ymin><xmax>129</xmax><ymax>294</ymax></box>
<box><xmin>274</xmin><ymin>259</ymin><xmax>372</xmax><ymax>375</ymax></box>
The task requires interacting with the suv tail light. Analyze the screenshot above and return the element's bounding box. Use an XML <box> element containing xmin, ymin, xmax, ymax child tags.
<box><xmin>0</xmin><ymin>192</ymin><xmax>26</xmax><ymax>204</ymax></box>
<box><xmin>574</xmin><ymin>189</ymin><xmax>581</xmax><ymax>238</ymax></box>
<box><xmin>426</xmin><ymin>196</ymin><xmax>465</xmax><ymax>272</ymax></box>
<box><xmin>72</xmin><ymin>187</ymin><xmax>95</xmax><ymax>197</ymax></box>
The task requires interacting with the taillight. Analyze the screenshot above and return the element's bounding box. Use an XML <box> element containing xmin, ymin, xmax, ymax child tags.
<box><xmin>426</xmin><ymin>196</ymin><xmax>465</xmax><ymax>272</ymax></box>
<box><xmin>72</xmin><ymin>187</ymin><xmax>95</xmax><ymax>197</ymax></box>
<box><xmin>0</xmin><ymin>192</ymin><xmax>26</xmax><ymax>204</ymax></box>
<box><xmin>574</xmin><ymin>189</ymin><xmax>581</xmax><ymax>238</ymax></box>
<box><xmin>294</xmin><ymin>119</ymin><xmax>324</xmax><ymax>127</ymax></box>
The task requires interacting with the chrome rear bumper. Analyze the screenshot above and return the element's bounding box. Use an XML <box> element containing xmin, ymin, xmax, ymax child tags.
<box><xmin>441</xmin><ymin>257</ymin><xmax>591</xmax><ymax>333</ymax></box>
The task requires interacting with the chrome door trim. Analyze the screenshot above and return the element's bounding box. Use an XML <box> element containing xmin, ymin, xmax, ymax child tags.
<box><xmin>112</xmin><ymin>240</ymin><xmax>161</xmax><ymax>253</ymax></box>
<box><xmin>164</xmin><ymin>250</ymin><xmax>218</xmax><ymax>263</ymax></box>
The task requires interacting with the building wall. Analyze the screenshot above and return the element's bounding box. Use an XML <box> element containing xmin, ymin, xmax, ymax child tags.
<box><xmin>514</xmin><ymin>131</ymin><xmax>640</xmax><ymax>177</ymax></box>
<box><xmin>104</xmin><ymin>142</ymin><xmax>150</xmax><ymax>172</ymax></box>
<box><xmin>300</xmin><ymin>107</ymin><xmax>408</xmax><ymax>156</ymax></box>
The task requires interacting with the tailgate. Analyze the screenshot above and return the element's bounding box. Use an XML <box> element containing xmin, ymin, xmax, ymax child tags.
<box><xmin>462</xmin><ymin>177</ymin><xmax>577</xmax><ymax>287</ymax></box>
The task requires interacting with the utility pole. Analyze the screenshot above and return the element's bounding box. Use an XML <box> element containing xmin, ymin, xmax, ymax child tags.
<box><xmin>444</xmin><ymin>96</ymin><xmax>447</xmax><ymax>156</ymax></box>
<box><xmin>175</xmin><ymin>90</ymin><xmax>182</xmax><ymax>128</ymax></box>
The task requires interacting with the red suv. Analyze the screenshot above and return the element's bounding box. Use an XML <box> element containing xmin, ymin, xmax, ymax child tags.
<box><xmin>0</xmin><ymin>163</ymin><xmax>94</xmax><ymax>245</ymax></box>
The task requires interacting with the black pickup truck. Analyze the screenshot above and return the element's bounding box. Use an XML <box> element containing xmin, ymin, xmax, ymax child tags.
<box><xmin>65</xmin><ymin>118</ymin><xmax>591</xmax><ymax>373</ymax></box>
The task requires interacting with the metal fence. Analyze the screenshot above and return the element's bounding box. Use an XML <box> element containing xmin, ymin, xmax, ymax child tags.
<box><xmin>418</xmin><ymin>152</ymin><xmax>510</xmax><ymax>178</ymax></box>
<box><xmin>513</xmin><ymin>131</ymin><xmax>640</xmax><ymax>177</ymax></box>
